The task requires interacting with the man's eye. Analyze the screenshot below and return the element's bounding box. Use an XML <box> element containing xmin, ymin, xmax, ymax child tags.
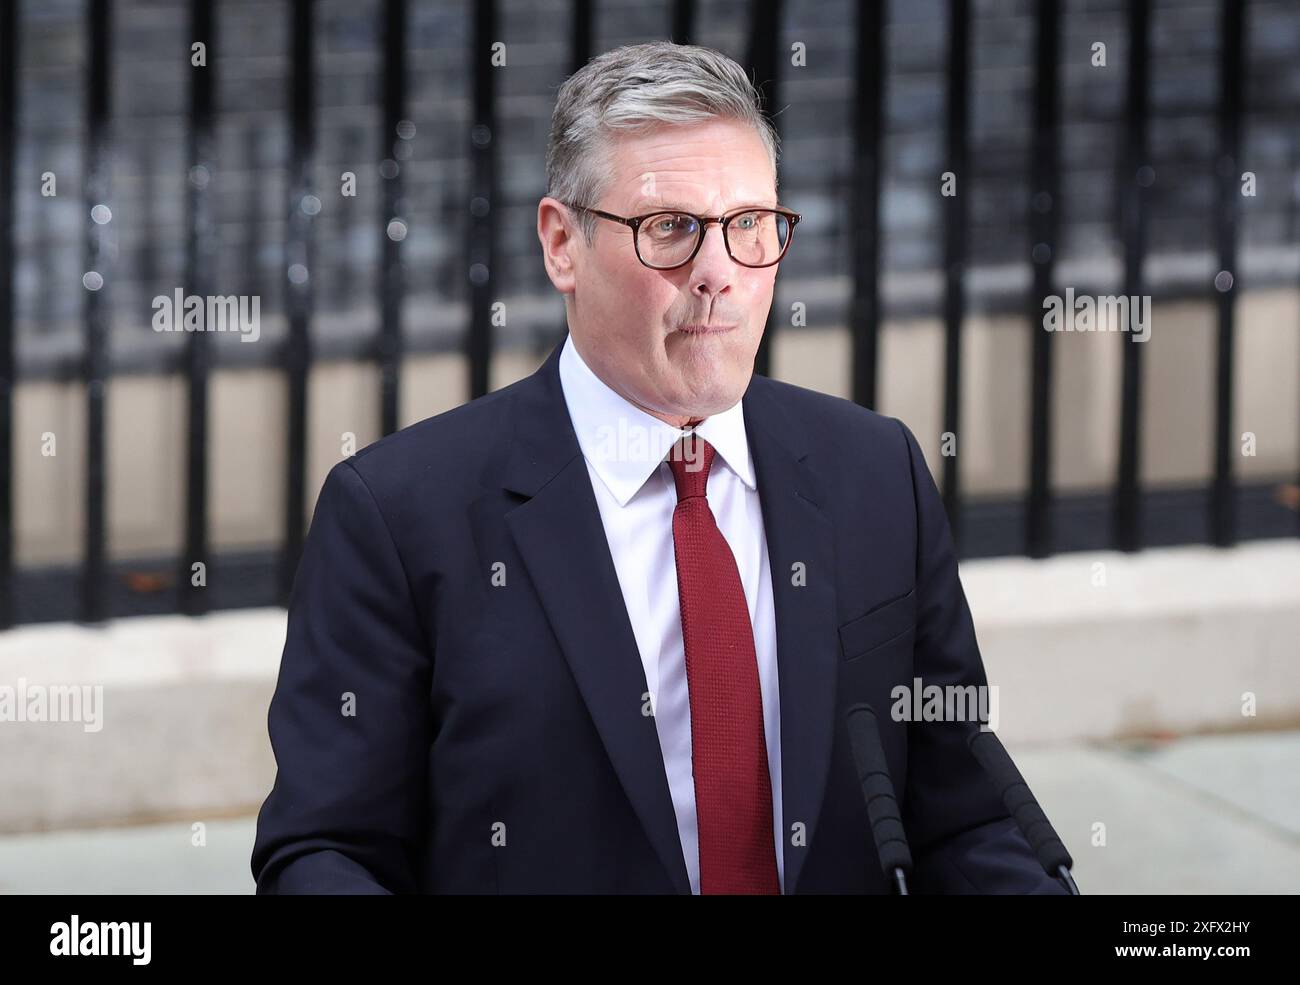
<box><xmin>652</xmin><ymin>215</ymin><xmax>695</xmax><ymax>235</ymax></box>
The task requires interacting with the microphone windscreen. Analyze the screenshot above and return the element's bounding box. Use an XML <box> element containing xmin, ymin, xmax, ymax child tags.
<box><xmin>967</xmin><ymin>728</ymin><xmax>1073</xmax><ymax>873</ymax></box>
<box><xmin>845</xmin><ymin>703</ymin><xmax>912</xmax><ymax>875</ymax></box>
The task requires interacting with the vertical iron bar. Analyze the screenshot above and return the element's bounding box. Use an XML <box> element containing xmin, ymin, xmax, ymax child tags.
<box><xmin>850</xmin><ymin>0</ymin><xmax>885</xmax><ymax>409</ymax></box>
<box><xmin>1026</xmin><ymin>0</ymin><xmax>1060</xmax><ymax>559</ymax></box>
<box><xmin>748</xmin><ymin>0</ymin><xmax>783</xmax><ymax>380</ymax></box>
<box><xmin>941</xmin><ymin>0</ymin><xmax>970</xmax><ymax>549</ymax></box>
<box><xmin>467</xmin><ymin>0</ymin><xmax>497</xmax><ymax>400</ymax></box>
<box><xmin>670</xmin><ymin>0</ymin><xmax>694</xmax><ymax>45</ymax></box>
<box><xmin>571</xmin><ymin>0</ymin><xmax>592</xmax><ymax>74</ymax></box>
<box><xmin>1114</xmin><ymin>0</ymin><xmax>1150</xmax><ymax>552</ymax></box>
<box><xmin>379</xmin><ymin>0</ymin><xmax>406</xmax><ymax>437</ymax></box>
<box><xmin>82</xmin><ymin>0</ymin><xmax>112</xmax><ymax>622</ymax></box>
<box><xmin>279</xmin><ymin>0</ymin><xmax>315</xmax><ymax>605</ymax></box>
<box><xmin>0</xmin><ymin>0</ymin><xmax>18</xmax><ymax>628</ymax></box>
<box><xmin>180</xmin><ymin>0</ymin><xmax>215</xmax><ymax>615</ymax></box>
<box><xmin>1211</xmin><ymin>0</ymin><xmax>1245</xmax><ymax>546</ymax></box>
<box><xmin>243</xmin><ymin>128</ymin><xmax>264</xmax><ymax>299</ymax></box>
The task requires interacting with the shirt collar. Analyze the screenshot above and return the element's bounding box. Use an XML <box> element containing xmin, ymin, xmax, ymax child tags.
<box><xmin>558</xmin><ymin>332</ymin><xmax>756</xmax><ymax>507</ymax></box>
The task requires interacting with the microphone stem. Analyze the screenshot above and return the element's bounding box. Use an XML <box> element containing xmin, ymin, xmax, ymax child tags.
<box><xmin>893</xmin><ymin>868</ymin><xmax>909</xmax><ymax>895</ymax></box>
<box><xmin>1056</xmin><ymin>864</ymin><xmax>1080</xmax><ymax>895</ymax></box>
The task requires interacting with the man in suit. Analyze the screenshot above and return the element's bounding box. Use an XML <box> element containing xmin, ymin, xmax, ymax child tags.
<box><xmin>251</xmin><ymin>41</ymin><xmax>1069</xmax><ymax>894</ymax></box>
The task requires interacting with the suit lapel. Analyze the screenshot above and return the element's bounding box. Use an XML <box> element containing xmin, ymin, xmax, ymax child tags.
<box><xmin>742</xmin><ymin>378</ymin><xmax>840</xmax><ymax>896</ymax></box>
<box><xmin>498</xmin><ymin>339</ymin><xmax>692</xmax><ymax>895</ymax></box>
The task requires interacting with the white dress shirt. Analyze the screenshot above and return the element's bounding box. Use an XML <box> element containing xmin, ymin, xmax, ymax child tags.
<box><xmin>557</xmin><ymin>332</ymin><xmax>784</xmax><ymax>894</ymax></box>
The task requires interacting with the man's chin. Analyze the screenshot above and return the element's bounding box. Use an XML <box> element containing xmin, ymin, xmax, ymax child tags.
<box><xmin>662</xmin><ymin>380</ymin><xmax>748</xmax><ymax>420</ymax></box>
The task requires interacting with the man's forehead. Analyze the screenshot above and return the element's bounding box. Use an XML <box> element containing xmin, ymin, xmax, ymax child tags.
<box><xmin>601</xmin><ymin>123</ymin><xmax>776</xmax><ymax>211</ymax></box>
<box><xmin>625</xmin><ymin>189</ymin><xmax>779</xmax><ymax>212</ymax></box>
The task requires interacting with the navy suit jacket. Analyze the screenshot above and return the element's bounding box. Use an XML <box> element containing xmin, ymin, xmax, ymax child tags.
<box><xmin>251</xmin><ymin>334</ymin><xmax>1068</xmax><ymax>894</ymax></box>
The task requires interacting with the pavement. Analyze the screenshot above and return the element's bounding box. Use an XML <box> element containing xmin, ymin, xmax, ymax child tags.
<box><xmin>0</xmin><ymin>728</ymin><xmax>1295</xmax><ymax>894</ymax></box>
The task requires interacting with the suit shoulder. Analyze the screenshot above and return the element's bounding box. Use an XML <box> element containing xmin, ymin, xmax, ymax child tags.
<box><xmin>750</xmin><ymin>374</ymin><xmax>909</xmax><ymax>450</ymax></box>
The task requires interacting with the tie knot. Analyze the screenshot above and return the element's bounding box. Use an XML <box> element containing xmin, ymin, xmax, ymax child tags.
<box><xmin>667</xmin><ymin>433</ymin><xmax>716</xmax><ymax>501</ymax></box>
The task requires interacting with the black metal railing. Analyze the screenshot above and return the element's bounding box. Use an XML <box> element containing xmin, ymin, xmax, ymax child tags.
<box><xmin>0</xmin><ymin>0</ymin><xmax>1294</xmax><ymax>628</ymax></box>
<box><xmin>0</xmin><ymin>0</ymin><xmax>15</xmax><ymax>629</ymax></box>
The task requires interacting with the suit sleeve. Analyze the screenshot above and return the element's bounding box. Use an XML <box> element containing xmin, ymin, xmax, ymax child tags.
<box><xmin>892</xmin><ymin>418</ymin><xmax>1069</xmax><ymax>894</ymax></box>
<box><xmin>250</xmin><ymin>459</ymin><xmax>433</xmax><ymax>894</ymax></box>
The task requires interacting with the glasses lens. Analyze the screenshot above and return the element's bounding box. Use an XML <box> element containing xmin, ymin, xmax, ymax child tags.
<box><xmin>726</xmin><ymin>210</ymin><xmax>790</xmax><ymax>267</ymax></box>
<box><xmin>638</xmin><ymin>212</ymin><xmax>701</xmax><ymax>268</ymax></box>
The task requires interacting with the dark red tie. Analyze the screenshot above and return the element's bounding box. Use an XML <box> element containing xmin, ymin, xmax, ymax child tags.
<box><xmin>667</xmin><ymin>432</ymin><xmax>780</xmax><ymax>895</ymax></box>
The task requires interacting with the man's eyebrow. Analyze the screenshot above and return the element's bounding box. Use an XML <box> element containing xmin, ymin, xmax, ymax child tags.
<box><xmin>631</xmin><ymin>199</ymin><xmax>780</xmax><ymax>213</ymax></box>
<box><xmin>631</xmin><ymin>198</ymin><xmax>694</xmax><ymax>213</ymax></box>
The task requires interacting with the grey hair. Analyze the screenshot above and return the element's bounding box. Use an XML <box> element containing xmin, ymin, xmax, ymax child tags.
<box><xmin>545</xmin><ymin>41</ymin><xmax>781</xmax><ymax>245</ymax></box>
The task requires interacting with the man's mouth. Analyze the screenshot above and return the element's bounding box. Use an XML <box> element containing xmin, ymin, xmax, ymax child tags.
<box><xmin>677</xmin><ymin>323</ymin><xmax>737</xmax><ymax>335</ymax></box>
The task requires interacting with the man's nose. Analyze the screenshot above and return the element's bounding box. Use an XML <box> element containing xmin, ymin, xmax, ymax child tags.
<box><xmin>687</xmin><ymin>221</ymin><xmax>734</xmax><ymax>296</ymax></box>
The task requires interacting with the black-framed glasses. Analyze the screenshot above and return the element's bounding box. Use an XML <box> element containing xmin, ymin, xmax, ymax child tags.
<box><xmin>564</xmin><ymin>202</ymin><xmax>802</xmax><ymax>270</ymax></box>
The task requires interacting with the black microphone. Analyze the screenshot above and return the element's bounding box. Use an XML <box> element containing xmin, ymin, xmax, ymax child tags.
<box><xmin>844</xmin><ymin>703</ymin><xmax>912</xmax><ymax>894</ymax></box>
<box><xmin>966</xmin><ymin>727</ymin><xmax>1080</xmax><ymax>894</ymax></box>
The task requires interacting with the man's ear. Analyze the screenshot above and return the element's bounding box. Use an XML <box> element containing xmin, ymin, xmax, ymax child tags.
<box><xmin>537</xmin><ymin>197</ymin><xmax>579</xmax><ymax>294</ymax></box>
